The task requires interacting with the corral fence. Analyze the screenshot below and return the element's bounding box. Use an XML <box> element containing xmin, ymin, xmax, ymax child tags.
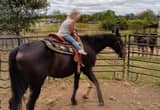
<box><xmin>1</xmin><ymin>34</ymin><xmax>160</xmax><ymax>89</ymax></box>
<box><xmin>0</xmin><ymin>35</ymin><xmax>46</xmax><ymax>89</ymax></box>
<box><xmin>127</xmin><ymin>34</ymin><xmax>160</xmax><ymax>81</ymax></box>
<box><xmin>0</xmin><ymin>35</ymin><xmax>126</xmax><ymax>89</ymax></box>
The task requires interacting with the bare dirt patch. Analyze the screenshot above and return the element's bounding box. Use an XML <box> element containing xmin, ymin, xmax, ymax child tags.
<box><xmin>1</xmin><ymin>80</ymin><xmax>160</xmax><ymax>110</ymax></box>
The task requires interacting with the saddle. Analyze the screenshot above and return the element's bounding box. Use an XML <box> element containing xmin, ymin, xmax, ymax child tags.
<box><xmin>42</xmin><ymin>33</ymin><xmax>83</xmax><ymax>73</ymax></box>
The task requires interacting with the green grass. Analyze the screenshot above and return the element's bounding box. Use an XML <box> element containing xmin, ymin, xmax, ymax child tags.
<box><xmin>23</xmin><ymin>23</ymin><xmax>60</xmax><ymax>35</ymax></box>
<box><xmin>128</xmin><ymin>56</ymin><xmax>160</xmax><ymax>85</ymax></box>
<box><xmin>131</xmin><ymin>56</ymin><xmax>160</xmax><ymax>63</ymax></box>
<box><xmin>22</xmin><ymin>23</ymin><xmax>133</xmax><ymax>36</ymax></box>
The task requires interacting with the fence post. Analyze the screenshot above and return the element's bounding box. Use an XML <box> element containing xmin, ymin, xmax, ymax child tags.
<box><xmin>127</xmin><ymin>34</ymin><xmax>131</xmax><ymax>80</ymax></box>
<box><xmin>0</xmin><ymin>53</ymin><xmax>1</xmax><ymax>78</ymax></box>
<box><xmin>122</xmin><ymin>35</ymin><xmax>127</xmax><ymax>79</ymax></box>
<box><xmin>17</xmin><ymin>35</ymin><xmax>21</xmax><ymax>46</ymax></box>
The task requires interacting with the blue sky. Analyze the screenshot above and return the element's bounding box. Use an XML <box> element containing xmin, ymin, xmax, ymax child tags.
<box><xmin>48</xmin><ymin>0</ymin><xmax>160</xmax><ymax>15</ymax></box>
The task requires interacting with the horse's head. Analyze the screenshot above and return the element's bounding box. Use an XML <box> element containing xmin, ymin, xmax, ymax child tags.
<box><xmin>109</xmin><ymin>29</ymin><xmax>126</xmax><ymax>58</ymax></box>
<box><xmin>110</xmin><ymin>35</ymin><xmax>126</xmax><ymax>58</ymax></box>
<box><xmin>81</xmin><ymin>30</ymin><xmax>126</xmax><ymax>58</ymax></box>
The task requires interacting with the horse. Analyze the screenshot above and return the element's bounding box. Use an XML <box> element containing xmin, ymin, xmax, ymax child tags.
<box><xmin>134</xmin><ymin>34</ymin><xmax>157</xmax><ymax>56</ymax></box>
<box><xmin>9</xmin><ymin>30</ymin><xmax>125</xmax><ymax>110</ymax></box>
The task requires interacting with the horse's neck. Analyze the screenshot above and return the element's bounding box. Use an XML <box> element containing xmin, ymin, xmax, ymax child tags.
<box><xmin>81</xmin><ymin>35</ymin><xmax>111</xmax><ymax>54</ymax></box>
<box><xmin>94</xmin><ymin>43</ymin><xmax>110</xmax><ymax>54</ymax></box>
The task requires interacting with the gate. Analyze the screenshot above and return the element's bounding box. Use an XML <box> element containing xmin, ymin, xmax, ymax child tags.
<box><xmin>127</xmin><ymin>34</ymin><xmax>160</xmax><ymax>81</ymax></box>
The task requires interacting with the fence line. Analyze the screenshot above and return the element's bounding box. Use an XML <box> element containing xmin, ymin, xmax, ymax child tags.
<box><xmin>127</xmin><ymin>34</ymin><xmax>160</xmax><ymax>81</ymax></box>
<box><xmin>0</xmin><ymin>35</ymin><xmax>126</xmax><ymax>89</ymax></box>
<box><xmin>1</xmin><ymin>34</ymin><xmax>160</xmax><ymax>89</ymax></box>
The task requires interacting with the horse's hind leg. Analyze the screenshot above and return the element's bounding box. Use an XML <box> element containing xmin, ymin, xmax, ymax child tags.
<box><xmin>71</xmin><ymin>73</ymin><xmax>80</xmax><ymax>105</ymax></box>
<box><xmin>27</xmin><ymin>76</ymin><xmax>46</xmax><ymax>110</ymax></box>
<box><xmin>9</xmin><ymin>80</ymin><xmax>28</xmax><ymax>110</ymax></box>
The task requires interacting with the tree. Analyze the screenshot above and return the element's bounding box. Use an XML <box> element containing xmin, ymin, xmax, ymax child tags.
<box><xmin>52</xmin><ymin>11</ymin><xmax>67</xmax><ymax>22</ymax></box>
<box><xmin>137</xmin><ymin>9</ymin><xmax>157</xmax><ymax>25</ymax></box>
<box><xmin>78</xmin><ymin>14</ymin><xmax>91</xmax><ymax>23</ymax></box>
<box><xmin>127</xmin><ymin>19</ymin><xmax>148</xmax><ymax>33</ymax></box>
<box><xmin>91</xmin><ymin>10</ymin><xmax>116</xmax><ymax>30</ymax></box>
<box><xmin>116</xmin><ymin>16</ymin><xmax>128</xmax><ymax>30</ymax></box>
<box><xmin>125</xmin><ymin>13</ymin><xmax>136</xmax><ymax>20</ymax></box>
<box><xmin>0</xmin><ymin>0</ymin><xmax>48</xmax><ymax>35</ymax></box>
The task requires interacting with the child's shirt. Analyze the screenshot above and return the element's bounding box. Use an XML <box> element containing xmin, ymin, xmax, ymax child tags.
<box><xmin>58</xmin><ymin>17</ymin><xmax>74</xmax><ymax>37</ymax></box>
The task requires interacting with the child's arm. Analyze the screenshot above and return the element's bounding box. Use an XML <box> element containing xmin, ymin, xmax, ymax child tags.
<box><xmin>69</xmin><ymin>21</ymin><xmax>75</xmax><ymax>34</ymax></box>
<box><xmin>69</xmin><ymin>21</ymin><xmax>79</xmax><ymax>39</ymax></box>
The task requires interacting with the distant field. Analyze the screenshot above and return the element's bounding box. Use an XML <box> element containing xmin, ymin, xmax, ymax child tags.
<box><xmin>22</xmin><ymin>23</ymin><xmax>133</xmax><ymax>37</ymax></box>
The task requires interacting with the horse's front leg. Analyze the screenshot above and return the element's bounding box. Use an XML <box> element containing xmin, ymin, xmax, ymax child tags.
<box><xmin>83</xmin><ymin>80</ymin><xmax>93</xmax><ymax>99</ymax></box>
<box><xmin>71</xmin><ymin>72</ymin><xmax>80</xmax><ymax>105</ymax></box>
<box><xmin>83</xmin><ymin>68</ymin><xmax>104</xmax><ymax>106</ymax></box>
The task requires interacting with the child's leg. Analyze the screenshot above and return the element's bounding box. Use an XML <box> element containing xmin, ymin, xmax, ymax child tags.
<box><xmin>63</xmin><ymin>35</ymin><xmax>81</xmax><ymax>50</ymax></box>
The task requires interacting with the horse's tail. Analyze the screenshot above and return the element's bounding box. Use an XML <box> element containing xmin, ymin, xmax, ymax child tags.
<box><xmin>9</xmin><ymin>48</ymin><xmax>26</xmax><ymax>110</ymax></box>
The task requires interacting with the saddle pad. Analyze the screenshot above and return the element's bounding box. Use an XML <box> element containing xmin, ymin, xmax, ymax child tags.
<box><xmin>42</xmin><ymin>39</ymin><xmax>74</xmax><ymax>55</ymax></box>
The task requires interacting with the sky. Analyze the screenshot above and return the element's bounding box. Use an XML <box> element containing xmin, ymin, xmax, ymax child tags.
<box><xmin>48</xmin><ymin>0</ymin><xmax>160</xmax><ymax>15</ymax></box>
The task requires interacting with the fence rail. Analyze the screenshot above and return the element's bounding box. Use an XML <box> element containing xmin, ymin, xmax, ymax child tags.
<box><xmin>0</xmin><ymin>34</ymin><xmax>160</xmax><ymax>89</ymax></box>
<box><xmin>127</xmin><ymin>34</ymin><xmax>160</xmax><ymax>81</ymax></box>
<box><xmin>0</xmin><ymin>35</ymin><xmax>126</xmax><ymax>89</ymax></box>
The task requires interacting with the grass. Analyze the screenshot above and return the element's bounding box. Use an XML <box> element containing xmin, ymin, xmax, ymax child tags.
<box><xmin>22</xmin><ymin>23</ymin><xmax>133</xmax><ymax>36</ymax></box>
<box><xmin>131</xmin><ymin>56</ymin><xmax>160</xmax><ymax>62</ymax></box>
<box><xmin>128</xmin><ymin>55</ymin><xmax>160</xmax><ymax>85</ymax></box>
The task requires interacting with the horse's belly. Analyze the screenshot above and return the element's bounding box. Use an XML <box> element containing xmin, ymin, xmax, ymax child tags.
<box><xmin>49</xmin><ymin>70</ymin><xmax>75</xmax><ymax>78</ymax></box>
<box><xmin>49</xmin><ymin>72</ymin><xmax>74</xmax><ymax>78</ymax></box>
<box><xmin>49</xmin><ymin>62</ymin><xmax>76</xmax><ymax>78</ymax></box>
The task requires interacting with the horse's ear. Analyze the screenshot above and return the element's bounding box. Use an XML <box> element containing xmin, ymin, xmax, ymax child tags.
<box><xmin>112</xmin><ymin>29</ymin><xmax>114</xmax><ymax>34</ymax></box>
<box><xmin>115</xmin><ymin>28</ymin><xmax>121</xmax><ymax>37</ymax></box>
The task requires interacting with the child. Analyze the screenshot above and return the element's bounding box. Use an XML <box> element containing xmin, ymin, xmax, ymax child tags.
<box><xmin>57</xmin><ymin>9</ymin><xmax>87</xmax><ymax>55</ymax></box>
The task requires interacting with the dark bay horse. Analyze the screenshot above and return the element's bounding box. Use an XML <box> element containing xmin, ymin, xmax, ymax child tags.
<box><xmin>9</xmin><ymin>31</ymin><xmax>125</xmax><ymax>110</ymax></box>
<box><xmin>134</xmin><ymin>34</ymin><xmax>157</xmax><ymax>56</ymax></box>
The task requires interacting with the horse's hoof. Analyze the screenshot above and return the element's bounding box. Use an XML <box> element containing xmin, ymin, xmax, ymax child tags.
<box><xmin>99</xmin><ymin>102</ymin><xmax>104</xmax><ymax>106</ymax></box>
<box><xmin>71</xmin><ymin>100</ymin><xmax>77</xmax><ymax>105</ymax></box>
<box><xmin>82</xmin><ymin>95</ymin><xmax>89</xmax><ymax>99</ymax></box>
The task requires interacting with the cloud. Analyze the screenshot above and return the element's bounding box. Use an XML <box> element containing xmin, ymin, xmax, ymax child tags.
<box><xmin>48</xmin><ymin>0</ymin><xmax>160</xmax><ymax>15</ymax></box>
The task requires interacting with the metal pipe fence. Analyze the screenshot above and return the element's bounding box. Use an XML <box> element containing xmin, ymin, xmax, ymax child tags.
<box><xmin>0</xmin><ymin>35</ymin><xmax>126</xmax><ymax>89</ymax></box>
<box><xmin>1</xmin><ymin>34</ymin><xmax>160</xmax><ymax>89</ymax></box>
<box><xmin>127</xmin><ymin>34</ymin><xmax>160</xmax><ymax>81</ymax></box>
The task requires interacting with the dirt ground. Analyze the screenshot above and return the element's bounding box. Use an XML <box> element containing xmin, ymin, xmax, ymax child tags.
<box><xmin>0</xmin><ymin>79</ymin><xmax>160</xmax><ymax>110</ymax></box>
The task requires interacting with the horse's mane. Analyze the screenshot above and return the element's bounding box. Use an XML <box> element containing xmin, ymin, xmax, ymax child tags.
<box><xmin>80</xmin><ymin>33</ymin><xmax>117</xmax><ymax>44</ymax></box>
<box><xmin>80</xmin><ymin>33</ymin><xmax>119</xmax><ymax>53</ymax></box>
<box><xmin>80</xmin><ymin>28</ymin><xmax>120</xmax><ymax>43</ymax></box>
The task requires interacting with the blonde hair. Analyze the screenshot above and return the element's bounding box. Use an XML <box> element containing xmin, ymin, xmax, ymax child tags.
<box><xmin>69</xmin><ymin>9</ymin><xmax>80</xmax><ymax>18</ymax></box>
